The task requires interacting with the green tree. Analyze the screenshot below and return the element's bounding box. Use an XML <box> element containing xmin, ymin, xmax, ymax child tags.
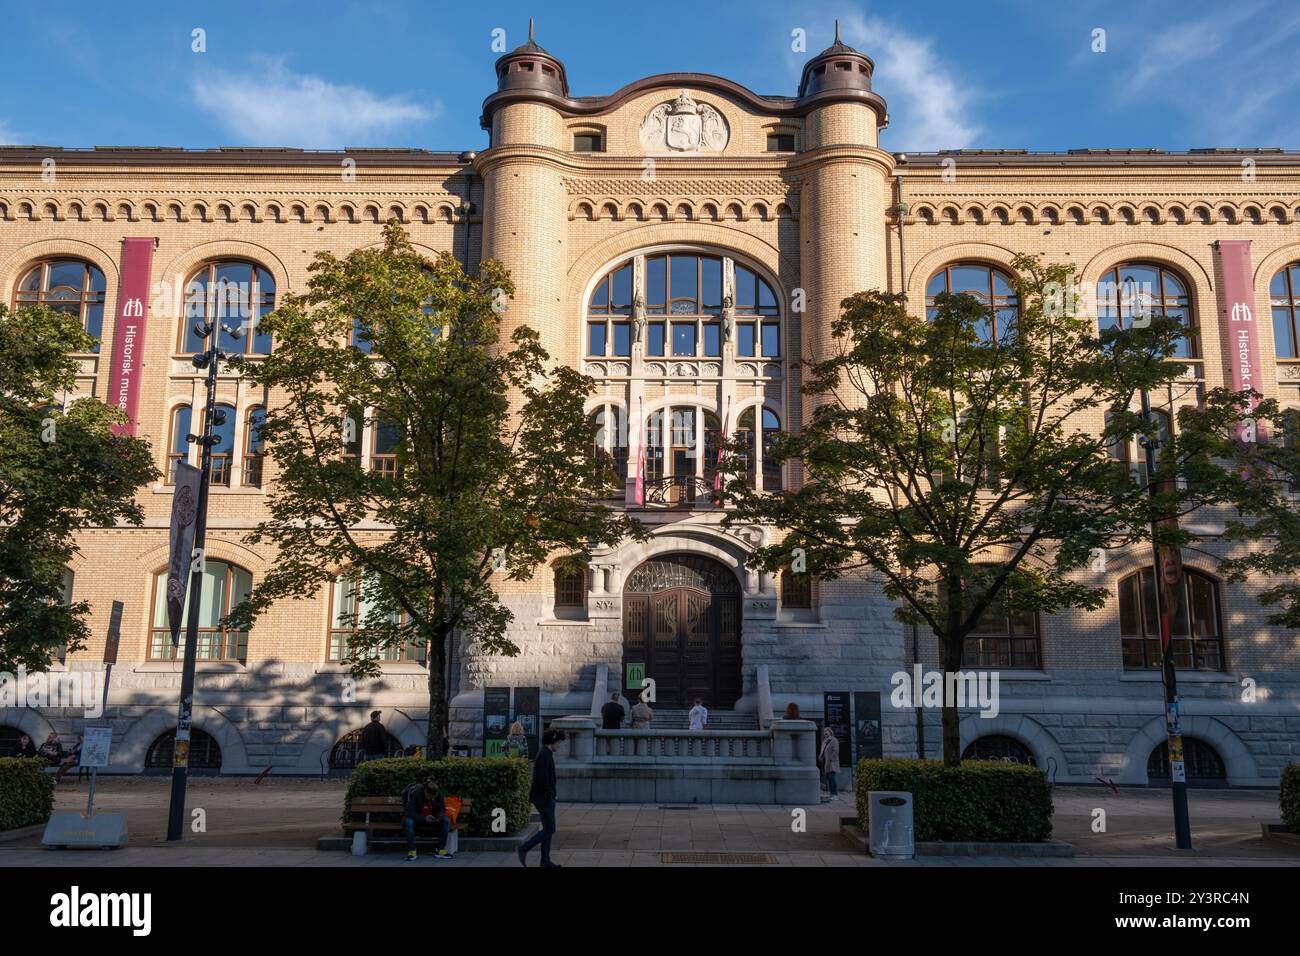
<box><xmin>228</xmin><ymin>223</ymin><xmax>639</xmax><ymax>756</ymax></box>
<box><xmin>724</xmin><ymin>254</ymin><xmax>1252</xmax><ymax>765</ymax></box>
<box><xmin>0</xmin><ymin>305</ymin><xmax>157</xmax><ymax>670</ymax></box>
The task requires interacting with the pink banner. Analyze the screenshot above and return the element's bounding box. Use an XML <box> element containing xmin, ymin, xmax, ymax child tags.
<box><xmin>1215</xmin><ymin>239</ymin><xmax>1262</xmax><ymax>442</ymax></box>
<box><xmin>106</xmin><ymin>238</ymin><xmax>154</xmax><ymax>436</ymax></box>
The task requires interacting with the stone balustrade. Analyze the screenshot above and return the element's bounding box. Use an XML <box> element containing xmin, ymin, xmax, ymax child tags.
<box><xmin>549</xmin><ymin>715</ymin><xmax>821</xmax><ymax>804</ymax></box>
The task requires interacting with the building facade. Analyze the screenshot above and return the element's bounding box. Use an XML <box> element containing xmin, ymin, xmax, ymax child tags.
<box><xmin>2</xmin><ymin>30</ymin><xmax>1298</xmax><ymax>785</ymax></box>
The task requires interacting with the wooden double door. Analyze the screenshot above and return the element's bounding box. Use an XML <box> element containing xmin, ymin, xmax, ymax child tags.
<box><xmin>622</xmin><ymin>556</ymin><xmax>742</xmax><ymax>709</ymax></box>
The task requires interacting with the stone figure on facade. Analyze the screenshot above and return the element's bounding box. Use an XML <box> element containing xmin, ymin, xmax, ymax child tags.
<box><xmin>632</xmin><ymin>291</ymin><xmax>647</xmax><ymax>343</ymax></box>
<box><xmin>721</xmin><ymin>294</ymin><xmax>735</xmax><ymax>343</ymax></box>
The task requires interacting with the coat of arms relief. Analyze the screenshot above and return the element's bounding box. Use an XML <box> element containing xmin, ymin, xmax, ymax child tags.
<box><xmin>639</xmin><ymin>90</ymin><xmax>730</xmax><ymax>153</ymax></box>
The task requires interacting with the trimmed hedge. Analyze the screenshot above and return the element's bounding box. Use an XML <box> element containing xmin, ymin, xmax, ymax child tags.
<box><xmin>856</xmin><ymin>758</ymin><xmax>1054</xmax><ymax>843</ymax></box>
<box><xmin>0</xmin><ymin>758</ymin><xmax>56</xmax><ymax>832</ymax></box>
<box><xmin>1281</xmin><ymin>763</ymin><xmax>1300</xmax><ymax>833</ymax></box>
<box><xmin>343</xmin><ymin>757</ymin><xmax>531</xmax><ymax>837</ymax></box>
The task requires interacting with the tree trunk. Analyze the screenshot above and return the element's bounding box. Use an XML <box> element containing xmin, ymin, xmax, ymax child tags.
<box><xmin>425</xmin><ymin>619</ymin><xmax>450</xmax><ymax>759</ymax></box>
<box><xmin>940</xmin><ymin>634</ymin><xmax>963</xmax><ymax>767</ymax></box>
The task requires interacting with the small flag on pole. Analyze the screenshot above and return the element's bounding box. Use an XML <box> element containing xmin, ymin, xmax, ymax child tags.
<box><xmin>634</xmin><ymin>401</ymin><xmax>646</xmax><ymax>505</ymax></box>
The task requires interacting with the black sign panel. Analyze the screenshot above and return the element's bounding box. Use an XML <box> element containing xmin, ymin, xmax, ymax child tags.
<box><xmin>103</xmin><ymin>600</ymin><xmax>124</xmax><ymax>665</ymax></box>
<box><xmin>854</xmin><ymin>691</ymin><xmax>883</xmax><ymax>761</ymax></box>
<box><xmin>823</xmin><ymin>691</ymin><xmax>852</xmax><ymax>768</ymax></box>
<box><xmin>482</xmin><ymin>686</ymin><xmax>510</xmax><ymax>757</ymax></box>
<box><xmin>513</xmin><ymin>686</ymin><xmax>541</xmax><ymax>759</ymax></box>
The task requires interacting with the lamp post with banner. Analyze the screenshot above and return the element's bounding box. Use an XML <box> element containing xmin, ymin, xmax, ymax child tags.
<box><xmin>164</xmin><ymin>299</ymin><xmax>246</xmax><ymax>842</ymax></box>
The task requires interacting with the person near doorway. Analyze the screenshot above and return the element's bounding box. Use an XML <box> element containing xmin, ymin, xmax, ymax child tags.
<box><xmin>784</xmin><ymin>702</ymin><xmax>801</xmax><ymax>720</ymax></box>
<box><xmin>688</xmin><ymin>699</ymin><xmax>709</xmax><ymax>731</ymax></box>
<box><xmin>504</xmin><ymin>721</ymin><xmax>529</xmax><ymax>758</ymax></box>
<box><xmin>400</xmin><ymin>779</ymin><xmax>451</xmax><ymax>862</ymax></box>
<box><xmin>16</xmin><ymin>733</ymin><xmax>37</xmax><ymax>759</ymax></box>
<box><xmin>600</xmin><ymin>692</ymin><xmax>625</xmax><ymax>730</ymax></box>
<box><xmin>819</xmin><ymin>727</ymin><xmax>841</xmax><ymax>799</ymax></box>
<box><xmin>517</xmin><ymin>729</ymin><xmax>565</xmax><ymax>868</ymax></box>
<box><xmin>360</xmin><ymin>710</ymin><xmax>388</xmax><ymax>762</ymax></box>
<box><xmin>630</xmin><ymin>695</ymin><xmax>655</xmax><ymax>728</ymax></box>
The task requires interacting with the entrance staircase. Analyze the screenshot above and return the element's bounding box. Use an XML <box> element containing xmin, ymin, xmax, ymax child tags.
<box><xmin>644</xmin><ymin>709</ymin><xmax>757</xmax><ymax>731</ymax></box>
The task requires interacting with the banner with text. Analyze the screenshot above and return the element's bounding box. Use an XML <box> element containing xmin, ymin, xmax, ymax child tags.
<box><xmin>106</xmin><ymin>237</ymin><xmax>154</xmax><ymax>436</ymax></box>
<box><xmin>1215</xmin><ymin>239</ymin><xmax>1262</xmax><ymax>443</ymax></box>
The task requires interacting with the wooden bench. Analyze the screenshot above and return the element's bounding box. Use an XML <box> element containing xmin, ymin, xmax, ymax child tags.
<box><xmin>343</xmin><ymin>795</ymin><xmax>472</xmax><ymax>855</ymax></box>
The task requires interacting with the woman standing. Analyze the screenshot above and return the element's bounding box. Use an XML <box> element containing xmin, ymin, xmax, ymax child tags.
<box><xmin>503</xmin><ymin>721</ymin><xmax>530</xmax><ymax>759</ymax></box>
<box><xmin>818</xmin><ymin>726</ymin><xmax>841</xmax><ymax>799</ymax></box>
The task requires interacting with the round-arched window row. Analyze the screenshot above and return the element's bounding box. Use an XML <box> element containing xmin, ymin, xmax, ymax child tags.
<box><xmin>925</xmin><ymin>260</ymin><xmax>1201</xmax><ymax>363</ymax></box>
<box><xmin>586</xmin><ymin>253</ymin><xmax>781</xmax><ymax>359</ymax></box>
<box><xmin>14</xmin><ymin>258</ymin><xmax>107</xmax><ymax>347</ymax></box>
<box><xmin>180</xmin><ymin>260</ymin><xmax>275</xmax><ymax>355</ymax></box>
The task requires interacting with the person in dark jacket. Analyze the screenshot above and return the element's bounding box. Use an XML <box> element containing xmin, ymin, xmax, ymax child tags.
<box><xmin>400</xmin><ymin>779</ymin><xmax>451</xmax><ymax>862</ymax></box>
<box><xmin>600</xmin><ymin>693</ymin><xmax>625</xmax><ymax>730</ymax></box>
<box><xmin>517</xmin><ymin>729</ymin><xmax>565</xmax><ymax>867</ymax></box>
<box><xmin>359</xmin><ymin>711</ymin><xmax>388</xmax><ymax>762</ymax></box>
<box><xmin>16</xmin><ymin>734</ymin><xmax>37</xmax><ymax>759</ymax></box>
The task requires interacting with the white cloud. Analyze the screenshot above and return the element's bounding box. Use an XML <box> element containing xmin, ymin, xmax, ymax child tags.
<box><xmin>193</xmin><ymin>59</ymin><xmax>436</xmax><ymax>147</ymax></box>
<box><xmin>839</xmin><ymin>12</ymin><xmax>982</xmax><ymax>151</ymax></box>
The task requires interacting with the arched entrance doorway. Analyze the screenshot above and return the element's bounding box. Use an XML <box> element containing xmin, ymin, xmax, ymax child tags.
<box><xmin>622</xmin><ymin>554</ymin><xmax>742</xmax><ymax>708</ymax></box>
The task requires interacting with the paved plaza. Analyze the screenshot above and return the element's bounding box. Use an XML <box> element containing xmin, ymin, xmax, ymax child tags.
<box><xmin>0</xmin><ymin>776</ymin><xmax>1296</xmax><ymax>867</ymax></box>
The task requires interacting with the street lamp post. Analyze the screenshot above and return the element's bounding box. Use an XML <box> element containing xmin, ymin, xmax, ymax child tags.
<box><xmin>165</xmin><ymin>313</ymin><xmax>242</xmax><ymax>841</ymax></box>
<box><xmin>1138</xmin><ymin>386</ymin><xmax>1194</xmax><ymax>850</ymax></box>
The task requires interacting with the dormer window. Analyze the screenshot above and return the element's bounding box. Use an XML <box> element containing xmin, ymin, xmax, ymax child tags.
<box><xmin>574</xmin><ymin>132</ymin><xmax>604</xmax><ymax>153</ymax></box>
<box><xmin>766</xmin><ymin>133</ymin><xmax>795</xmax><ymax>152</ymax></box>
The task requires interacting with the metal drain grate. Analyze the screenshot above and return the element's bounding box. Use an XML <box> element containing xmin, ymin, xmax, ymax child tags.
<box><xmin>660</xmin><ymin>852</ymin><xmax>778</xmax><ymax>865</ymax></box>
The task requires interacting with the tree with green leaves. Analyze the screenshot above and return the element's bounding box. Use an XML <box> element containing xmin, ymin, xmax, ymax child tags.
<box><xmin>724</xmin><ymin>254</ymin><xmax>1256</xmax><ymax>765</ymax></box>
<box><xmin>0</xmin><ymin>305</ymin><xmax>157</xmax><ymax>671</ymax></box>
<box><xmin>228</xmin><ymin>223</ymin><xmax>639</xmax><ymax>757</ymax></box>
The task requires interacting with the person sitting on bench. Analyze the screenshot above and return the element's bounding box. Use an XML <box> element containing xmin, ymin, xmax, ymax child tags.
<box><xmin>400</xmin><ymin>779</ymin><xmax>451</xmax><ymax>862</ymax></box>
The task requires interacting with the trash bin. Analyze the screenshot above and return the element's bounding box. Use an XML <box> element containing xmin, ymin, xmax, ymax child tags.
<box><xmin>867</xmin><ymin>791</ymin><xmax>914</xmax><ymax>860</ymax></box>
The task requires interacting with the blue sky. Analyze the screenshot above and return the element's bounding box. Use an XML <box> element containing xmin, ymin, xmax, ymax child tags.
<box><xmin>3</xmin><ymin>0</ymin><xmax>1298</xmax><ymax>153</ymax></box>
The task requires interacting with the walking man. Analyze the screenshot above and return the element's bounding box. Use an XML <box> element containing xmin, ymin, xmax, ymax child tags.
<box><xmin>517</xmin><ymin>729</ymin><xmax>565</xmax><ymax>867</ymax></box>
<box><xmin>360</xmin><ymin>710</ymin><xmax>388</xmax><ymax>762</ymax></box>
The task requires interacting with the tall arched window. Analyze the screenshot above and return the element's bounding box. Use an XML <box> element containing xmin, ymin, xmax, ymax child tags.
<box><xmin>182</xmin><ymin>261</ymin><xmax>275</xmax><ymax>355</ymax></box>
<box><xmin>1097</xmin><ymin>262</ymin><xmax>1197</xmax><ymax>360</ymax></box>
<box><xmin>149</xmin><ymin>560</ymin><xmax>251</xmax><ymax>661</ymax></box>
<box><xmin>1270</xmin><ymin>261</ymin><xmax>1300</xmax><ymax>359</ymax></box>
<box><xmin>587</xmin><ymin>260</ymin><xmax>633</xmax><ymax>356</ymax></box>
<box><xmin>926</xmin><ymin>263</ymin><xmax>1018</xmax><ymax>342</ymax></box>
<box><xmin>735</xmin><ymin>406</ymin><xmax>784</xmax><ymax>492</ymax></box>
<box><xmin>1118</xmin><ymin>568</ymin><xmax>1224</xmax><ymax>671</ymax></box>
<box><xmin>370</xmin><ymin>413</ymin><xmax>403</xmax><ymax>478</ymax></box>
<box><xmin>734</xmin><ymin>264</ymin><xmax>781</xmax><ymax>357</ymax></box>
<box><xmin>553</xmin><ymin>562</ymin><xmax>586</xmax><ymax>609</ymax></box>
<box><xmin>15</xmin><ymin>259</ymin><xmax>107</xmax><ymax>345</ymax></box>
<box><xmin>1106</xmin><ymin>407</ymin><xmax>1172</xmax><ymax>489</ymax></box>
<box><xmin>208</xmin><ymin>403</ymin><xmax>237</xmax><ymax>486</ymax></box>
<box><xmin>328</xmin><ymin>571</ymin><xmax>424</xmax><ymax>664</ymax></box>
<box><xmin>941</xmin><ymin>568</ymin><xmax>1042</xmax><ymax>668</ymax></box>
<box><xmin>166</xmin><ymin>405</ymin><xmax>192</xmax><ymax>485</ymax></box>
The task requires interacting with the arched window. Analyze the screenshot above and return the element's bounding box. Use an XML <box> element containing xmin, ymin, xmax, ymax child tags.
<box><xmin>553</xmin><ymin>562</ymin><xmax>586</xmax><ymax>609</ymax></box>
<box><xmin>926</xmin><ymin>263</ymin><xmax>1018</xmax><ymax>342</ymax></box>
<box><xmin>351</xmin><ymin>316</ymin><xmax>373</xmax><ymax>354</ymax></box>
<box><xmin>15</xmin><ymin>258</ymin><xmax>107</xmax><ymax>345</ymax></box>
<box><xmin>329</xmin><ymin>727</ymin><xmax>405</xmax><ymax>769</ymax></box>
<box><xmin>1147</xmin><ymin>738</ymin><xmax>1225</xmax><ymax>784</ymax></box>
<box><xmin>962</xmin><ymin>735</ymin><xmax>1036</xmax><ymax>765</ymax></box>
<box><xmin>1097</xmin><ymin>262</ymin><xmax>1196</xmax><ymax>360</ymax></box>
<box><xmin>735</xmin><ymin>406</ymin><xmax>784</xmax><ymax>492</ymax></box>
<box><xmin>585</xmin><ymin>253</ymin><xmax>780</xmax><ymax>359</ymax></box>
<box><xmin>145</xmin><ymin>728</ymin><xmax>222</xmax><ymax>771</ymax></box>
<box><xmin>587</xmin><ymin>260</ymin><xmax>633</xmax><ymax>356</ymax></box>
<box><xmin>1119</xmin><ymin>568</ymin><xmax>1224</xmax><ymax>671</ymax></box>
<box><xmin>208</xmin><ymin>403</ymin><xmax>237</xmax><ymax>486</ymax></box>
<box><xmin>328</xmin><ymin>571</ymin><xmax>425</xmax><ymax>664</ymax></box>
<box><xmin>149</xmin><ymin>560</ymin><xmax>251</xmax><ymax>662</ymax></box>
<box><xmin>1270</xmin><ymin>262</ymin><xmax>1300</xmax><ymax>359</ymax></box>
<box><xmin>589</xmin><ymin>404</ymin><xmax>629</xmax><ymax>491</ymax></box>
<box><xmin>1106</xmin><ymin>407</ymin><xmax>1172</xmax><ymax>489</ymax></box>
<box><xmin>943</xmin><ymin>568</ymin><xmax>1042</xmax><ymax>669</ymax></box>
<box><xmin>166</xmin><ymin>405</ymin><xmax>192</xmax><ymax>485</ymax></box>
<box><xmin>182</xmin><ymin>260</ymin><xmax>275</xmax><ymax>354</ymax></box>
<box><xmin>243</xmin><ymin>407</ymin><xmax>266</xmax><ymax>487</ymax></box>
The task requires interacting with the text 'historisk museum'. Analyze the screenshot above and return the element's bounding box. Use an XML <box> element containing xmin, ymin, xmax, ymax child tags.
<box><xmin>2</xmin><ymin>27</ymin><xmax>1298</xmax><ymax>796</ymax></box>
